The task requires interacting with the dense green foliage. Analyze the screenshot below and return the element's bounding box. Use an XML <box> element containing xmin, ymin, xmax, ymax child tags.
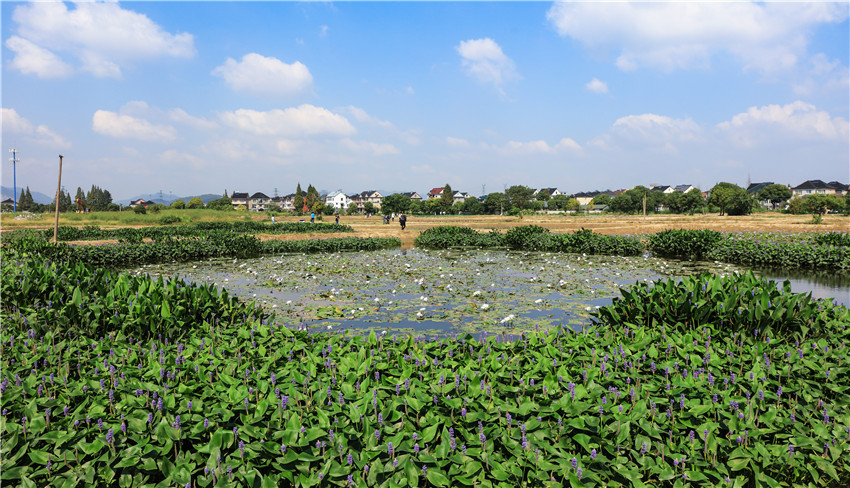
<box><xmin>2</xmin><ymin>250</ymin><xmax>848</xmax><ymax>487</ymax></box>
<box><xmin>707</xmin><ymin>183</ymin><xmax>753</xmax><ymax>216</ymax></box>
<box><xmin>414</xmin><ymin>226</ymin><xmax>504</xmax><ymax>249</ymax></box>
<box><xmin>12</xmin><ymin>221</ymin><xmax>353</xmax><ymax>242</ymax></box>
<box><xmin>708</xmin><ymin>234</ymin><xmax>849</xmax><ymax>270</ymax></box>
<box><xmin>814</xmin><ymin>232</ymin><xmax>850</xmax><ymax>247</ymax></box>
<box><xmin>1</xmin><ymin>247</ymin><xmax>266</xmax><ymax>341</ymax></box>
<box><xmin>415</xmin><ymin>226</ymin><xmax>644</xmax><ymax>257</ymax></box>
<box><xmin>4</xmin><ymin>231</ymin><xmax>399</xmax><ymax>269</ymax></box>
<box><xmin>262</xmin><ymin>237</ymin><xmax>402</xmax><ymax>254</ymax></box>
<box><xmin>648</xmin><ymin>230</ymin><xmax>723</xmax><ymax>260</ymax></box>
<box><xmin>416</xmin><ymin>227</ymin><xmax>850</xmax><ymax>271</ymax></box>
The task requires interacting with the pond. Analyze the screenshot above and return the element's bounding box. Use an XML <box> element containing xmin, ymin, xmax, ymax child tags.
<box><xmin>129</xmin><ymin>248</ymin><xmax>750</xmax><ymax>335</ymax></box>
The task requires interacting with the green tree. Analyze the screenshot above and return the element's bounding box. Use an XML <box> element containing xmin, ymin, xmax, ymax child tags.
<box><xmin>311</xmin><ymin>201</ymin><xmax>325</xmax><ymax>216</ymax></box>
<box><xmin>381</xmin><ymin>193</ymin><xmax>412</xmax><ymax>215</ymax></box>
<box><xmin>505</xmin><ymin>185</ymin><xmax>534</xmax><ymax>217</ymax></box>
<box><xmin>609</xmin><ymin>192</ymin><xmax>634</xmax><ymax>213</ymax></box>
<box><xmin>565</xmin><ymin>198</ymin><xmax>581</xmax><ymax>212</ymax></box>
<box><xmin>293</xmin><ymin>183</ymin><xmax>304</xmax><ymax>214</ymax></box>
<box><xmin>536</xmin><ymin>189</ymin><xmax>550</xmax><ymax>201</ymax></box>
<box><xmin>424</xmin><ymin>198</ymin><xmax>443</xmax><ymax>215</ymax></box>
<box><xmin>591</xmin><ymin>194</ymin><xmax>611</xmax><ymax>206</ymax></box>
<box><xmin>170</xmin><ymin>199</ymin><xmax>186</xmax><ymax>209</ymax></box>
<box><xmin>86</xmin><ymin>185</ymin><xmax>113</xmax><ymax>211</ymax></box>
<box><xmin>305</xmin><ymin>185</ymin><xmax>320</xmax><ymax>212</ymax></box>
<box><xmin>74</xmin><ymin>187</ymin><xmax>86</xmax><ymax>207</ymax></box>
<box><xmin>440</xmin><ymin>184</ymin><xmax>454</xmax><ymax>209</ymax></box>
<box><xmin>669</xmin><ymin>188</ymin><xmax>704</xmax><ymax>214</ymax></box>
<box><xmin>347</xmin><ymin>202</ymin><xmax>359</xmax><ymax>215</ymax></box>
<box><xmin>461</xmin><ymin>197</ymin><xmax>484</xmax><ymax>214</ymax></box>
<box><xmin>756</xmin><ymin>184</ymin><xmax>792</xmax><ymax>210</ymax></box>
<box><xmin>845</xmin><ymin>192</ymin><xmax>850</xmax><ymax>215</ymax></box>
<box><xmin>786</xmin><ymin>196</ymin><xmax>806</xmax><ymax>214</ymax></box>
<box><xmin>408</xmin><ymin>199</ymin><xmax>423</xmax><ymax>215</ymax></box>
<box><xmin>549</xmin><ymin>194</ymin><xmax>569</xmax><ymax>211</ymax></box>
<box><xmin>708</xmin><ymin>182</ymin><xmax>750</xmax><ymax>216</ymax></box>
<box><xmin>363</xmin><ymin>202</ymin><xmax>376</xmax><ymax>215</ymax></box>
<box><xmin>483</xmin><ymin>192</ymin><xmax>510</xmax><ymax>214</ymax></box>
<box><xmin>805</xmin><ymin>194</ymin><xmax>844</xmax><ymax>216</ymax></box>
<box><xmin>206</xmin><ymin>194</ymin><xmax>233</xmax><ymax>211</ymax></box>
<box><xmin>55</xmin><ymin>188</ymin><xmax>73</xmax><ymax>213</ymax></box>
<box><xmin>186</xmin><ymin>197</ymin><xmax>204</xmax><ymax>209</ymax></box>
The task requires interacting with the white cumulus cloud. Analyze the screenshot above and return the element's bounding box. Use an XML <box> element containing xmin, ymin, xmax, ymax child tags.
<box><xmin>9</xmin><ymin>2</ymin><xmax>194</xmax><ymax>79</ymax></box>
<box><xmin>613</xmin><ymin>114</ymin><xmax>702</xmax><ymax>142</ymax></box>
<box><xmin>586</xmin><ymin>78</ymin><xmax>609</xmax><ymax>94</ymax></box>
<box><xmin>498</xmin><ymin>137</ymin><xmax>582</xmax><ymax>155</ymax></box>
<box><xmin>92</xmin><ymin>110</ymin><xmax>177</xmax><ymax>142</ymax></box>
<box><xmin>456</xmin><ymin>38</ymin><xmax>520</xmax><ymax>93</ymax></box>
<box><xmin>5</xmin><ymin>36</ymin><xmax>73</xmax><ymax>79</ymax></box>
<box><xmin>218</xmin><ymin>105</ymin><xmax>356</xmax><ymax>138</ymax></box>
<box><xmin>717</xmin><ymin>101</ymin><xmax>849</xmax><ymax>146</ymax></box>
<box><xmin>1</xmin><ymin>107</ymin><xmax>70</xmax><ymax>147</ymax></box>
<box><xmin>212</xmin><ymin>53</ymin><xmax>313</xmax><ymax>98</ymax></box>
<box><xmin>546</xmin><ymin>2</ymin><xmax>848</xmax><ymax>73</ymax></box>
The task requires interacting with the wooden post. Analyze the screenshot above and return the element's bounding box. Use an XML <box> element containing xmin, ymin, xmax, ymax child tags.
<box><xmin>53</xmin><ymin>155</ymin><xmax>63</xmax><ymax>244</ymax></box>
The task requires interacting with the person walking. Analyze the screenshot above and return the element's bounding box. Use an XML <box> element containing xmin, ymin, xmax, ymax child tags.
<box><xmin>399</xmin><ymin>213</ymin><xmax>407</xmax><ymax>230</ymax></box>
<box><xmin>310</xmin><ymin>212</ymin><xmax>315</xmax><ymax>223</ymax></box>
<box><xmin>335</xmin><ymin>214</ymin><xmax>339</xmax><ymax>225</ymax></box>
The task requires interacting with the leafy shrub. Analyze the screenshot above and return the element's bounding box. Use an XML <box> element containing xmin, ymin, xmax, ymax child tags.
<box><xmin>592</xmin><ymin>271</ymin><xmax>842</xmax><ymax>339</ymax></box>
<box><xmin>159</xmin><ymin>215</ymin><xmax>182</xmax><ymax>225</ymax></box>
<box><xmin>8</xmin><ymin>221</ymin><xmax>355</xmax><ymax>243</ymax></box>
<box><xmin>814</xmin><ymin>232</ymin><xmax>850</xmax><ymax>247</ymax></box>
<box><xmin>1</xmin><ymin>247</ymin><xmax>266</xmax><ymax>340</ymax></box>
<box><xmin>648</xmin><ymin>229</ymin><xmax>722</xmax><ymax>259</ymax></box>
<box><xmin>708</xmin><ymin>235</ymin><xmax>850</xmax><ymax>270</ymax></box>
<box><xmin>132</xmin><ymin>205</ymin><xmax>146</xmax><ymax>214</ymax></box>
<box><xmin>414</xmin><ymin>226</ymin><xmax>504</xmax><ymax>249</ymax></box>
<box><xmin>262</xmin><ymin>237</ymin><xmax>400</xmax><ymax>254</ymax></box>
<box><xmin>504</xmin><ymin>225</ymin><xmax>549</xmax><ymax>249</ymax></box>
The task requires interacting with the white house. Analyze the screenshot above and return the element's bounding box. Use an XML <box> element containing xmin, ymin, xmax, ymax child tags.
<box><xmin>325</xmin><ymin>190</ymin><xmax>351</xmax><ymax>210</ymax></box>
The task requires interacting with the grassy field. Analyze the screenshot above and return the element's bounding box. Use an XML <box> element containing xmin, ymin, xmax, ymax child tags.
<box><xmin>2</xmin><ymin>210</ymin><xmax>847</xmax><ymax>249</ymax></box>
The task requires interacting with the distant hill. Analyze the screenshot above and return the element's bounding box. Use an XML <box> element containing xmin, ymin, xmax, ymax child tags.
<box><xmin>1</xmin><ymin>185</ymin><xmax>53</xmax><ymax>205</ymax></box>
<box><xmin>119</xmin><ymin>193</ymin><xmax>225</xmax><ymax>206</ymax></box>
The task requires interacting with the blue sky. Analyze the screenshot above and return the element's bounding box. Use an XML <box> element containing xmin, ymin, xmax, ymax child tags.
<box><xmin>2</xmin><ymin>1</ymin><xmax>848</xmax><ymax>201</ymax></box>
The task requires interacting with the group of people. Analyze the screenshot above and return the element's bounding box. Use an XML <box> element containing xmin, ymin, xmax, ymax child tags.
<box><xmin>382</xmin><ymin>213</ymin><xmax>407</xmax><ymax>229</ymax></box>
<box><xmin>277</xmin><ymin>212</ymin><xmax>406</xmax><ymax>229</ymax></box>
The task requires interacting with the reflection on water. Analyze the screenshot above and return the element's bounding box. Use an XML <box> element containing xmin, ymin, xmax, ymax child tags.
<box><xmin>752</xmin><ymin>267</ymin><xmax>850</xmax><ymax>305</ymax></box>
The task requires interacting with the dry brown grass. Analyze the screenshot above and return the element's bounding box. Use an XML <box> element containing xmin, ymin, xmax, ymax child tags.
<box><xmin>330</xmin><ymin>213</ymin><xmax>849</xmax><ymax>249</ymax></box>
<box><xmin>5</xmin><ymin>212</ymin><xmax>847</xmax><ymax>249</ymax></box>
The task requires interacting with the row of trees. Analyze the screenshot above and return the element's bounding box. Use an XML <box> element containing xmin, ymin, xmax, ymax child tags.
<box><xmin>5</xmin><ymin>185</ymin><xmax>118</xmax><ymax>213</ymax></box>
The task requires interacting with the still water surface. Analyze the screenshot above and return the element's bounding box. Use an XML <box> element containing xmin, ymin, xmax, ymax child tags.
<box><xmin>133</xmin><ymin>249</ymin><xmax>849</xmax><ymax>335</ymax></box>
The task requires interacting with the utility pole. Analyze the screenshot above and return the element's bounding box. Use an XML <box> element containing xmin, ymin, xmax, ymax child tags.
<box><xmin>53</xmin><ymin>155</ymin><xmax>64</xmax><ymax>244</ymax></box>
<box><xmin>9</xmin><ymin>149</ymin><xmax>19</xmax><ymax>212</ymax></box>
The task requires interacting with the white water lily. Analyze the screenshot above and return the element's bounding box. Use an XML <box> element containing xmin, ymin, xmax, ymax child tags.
<box><xmin>534</xmin><ymin>299</ymin><xmax>543</xmax><ymax>304</ymax></box>
<box><xmin>480</xmin><ymin>304</ymin><xmax>489</xmax><ymax>310</ymax></box>
<box><xmin>473</xmin><ymin>290</ymin><xmax>482</xmax><ymax>296</ymax></box>
<box><xmin>500</xmin><ymin>314</ymin><xmax>515</xmax><ymax>323</ymax></box>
